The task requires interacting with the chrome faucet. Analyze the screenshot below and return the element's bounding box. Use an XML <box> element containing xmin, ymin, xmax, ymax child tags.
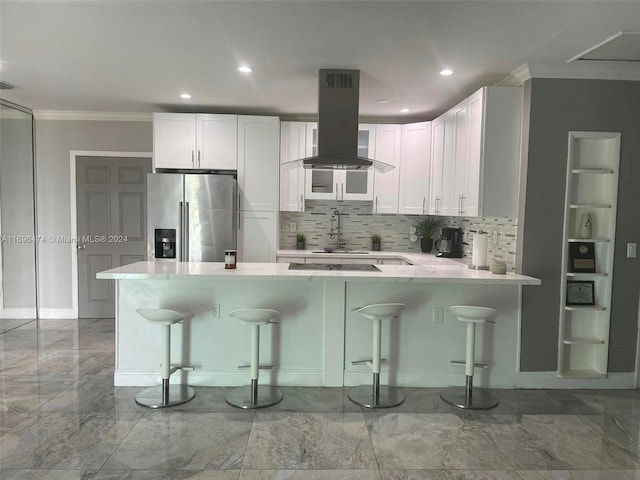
<box><xmin>328</xmin><ymin>209</ymin><xmax>345</xmax><ymax>250</ymax></box>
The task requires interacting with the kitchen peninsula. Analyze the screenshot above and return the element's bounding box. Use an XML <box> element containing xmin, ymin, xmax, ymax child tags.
<box><xmin>98</xmin><ymin>255</ymin><xmax>542</xmax><ymax>389</ymax></box>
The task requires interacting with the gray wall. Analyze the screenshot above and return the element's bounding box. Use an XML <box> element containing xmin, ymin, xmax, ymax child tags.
<box><xmin>519</xmin><ymin>79</ymin><xmax>640</xmax><ymax>372</ymax></box>
<box><xmin>35</xmin><ymin>120</ymin><xmax>152</xmax><ymax>311</ymax></box>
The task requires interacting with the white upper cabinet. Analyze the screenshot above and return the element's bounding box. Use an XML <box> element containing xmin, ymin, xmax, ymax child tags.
<box><xmin>372</xmin><ymin>124</ymin><xmax>401</xmax><ymax>214</ymax></box>
<box><xmin>153</xmin><ymin>113</ymin><xmax>238</xmax><ymax>170</ymax></box>
<box><xmin>279</xmin><ymin>121</ymin><xmax>307</xmax><ymax>212</ymax></box>
<box><xmin>399</xmin><ymin>121</ymin><xmax>432</xmax><ymax>215</ymax></box>
<box><xmin>429</xmin><ymin>86</ymin><xmax>522</xmax><ymax>218</ymax></box>
<box><xmin>304</xmin><ymin>123</ymin><xmax>376</xmax><ymax>201</ymax></box>
<box><xmin>237</xmin><ymin>115</ymin><xmax>280</xmax><ymax>212</ymax></box>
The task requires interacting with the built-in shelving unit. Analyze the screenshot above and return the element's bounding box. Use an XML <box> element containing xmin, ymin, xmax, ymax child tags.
<box><xmin>558</xmin><ymin>131</ymin><xmax>620</xmax><ymax>379</ymax></box>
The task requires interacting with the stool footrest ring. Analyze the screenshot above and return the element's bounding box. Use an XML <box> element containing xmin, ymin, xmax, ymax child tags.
<box><xmin>450</xmin><ymin>360</ymin><xmax>488</xmax><ymax>368</ymax></box>
<box><xmin>351</xmin><ymin>358</ymin><xmax>387</xmax><ymax>365</ymax></box>
<box><xmin>237</xmin><ymin>364</ymin><xmax>274</xmax><ymax>370</ymax></box>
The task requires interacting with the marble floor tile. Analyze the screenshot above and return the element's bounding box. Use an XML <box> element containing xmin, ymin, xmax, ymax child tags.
<box><xmin>516</xmin><ymin>471</ymin><xmax>640</xmax><ymax>479</ymax></box>
<box><xmin>102</xmin><ymin>411</ymin><xmax>254</xmax><ymax>470</ymax></box>
<box><xmin>168</xmin><ymin>387</ymin><xmax>244</xmax><ymax>413</ymax></box>
<box><xmin>0</xmin><ymin>411</ymin><xmax>143</xmax><ymax>469</ymax></box>
<box><xmin>92</xmin><ymin>470</ymin><xmax>240</xmax><ymax>479</ymax></box>
<box><xmin>0</xmin><ymin>349</ymin><xmax>37</xmax><ymax>372</ymax></box>
<box><xmin>484</xmin><ymin>390</ymin><xmax>599</xmax><ymax>415</ymax></box>
<box><xmin>474</xmin><ymin>414</ymin><xmax>640</xmax><ymax>470</ymax></box>
<box><xmin>0</xmin><ymin>411</ymin><xmax>30</xmax><ymax>435</ymax></box>
<box><xmin>39</xmin><ymin>375</ymin><xmax>140</xmax><ymax>413</ymax></box>
<box><xmin>243</xmin><ymin>412</ymin><xmax>376</xmax><ymax>470</ymax></box>
<box><xmin>0</xmin><ymin>469</ymin><xmax>97</xmax><ymax>479</ymax></box>
<box><xmin>239</xmin><ymin>471</ymin><xmax>381</xmax><ymax>479</ymax></box>
<box><xmin>0</xmin><ymin>318</ymin><xmax>34</xmax><ymax>334</ymax></box>
<box><xmin>0</xmin><ymin>349</ymin><xmax>114</xmax><ymax>376</ymax></box>
<box><xmin>580</xmin><ymin>414</ymin><xmax>640</xmax><ymax>462</ymax></box>
<box><xmin>365</xmin><ymin>412</ymin><xmax>511</xmax><ymax>470</ymax></box>
<box><xmin>378</xmin><ymin>471</ymin><xmax>522</xmax><ymax>480</ymax></box>
<box><xmin>270</xmin><ymin>387</ymin><xmax>362</xmax><ymax>413</ymax></box>
<box><xmin>0</xmin><ymin>374</ymin><xmax>75</xmax><ymax>411</ymax></box>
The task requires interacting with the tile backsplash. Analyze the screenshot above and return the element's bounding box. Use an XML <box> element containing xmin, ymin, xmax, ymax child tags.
<box><xmin>280</xmin><ymin>201</ymin><xmax>517</xmax><ymax>271</ymax></box>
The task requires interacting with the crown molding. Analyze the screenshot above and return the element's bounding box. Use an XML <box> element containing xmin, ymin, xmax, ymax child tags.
<box><xmin>33</xmin><ymin>111</ymin><xmax>152</xmax><ymax>121</ymax></box>
<box><xmin>504</xmin><ymin>62</ymin><xmax>640</xmax><ymax>84</ymax></box>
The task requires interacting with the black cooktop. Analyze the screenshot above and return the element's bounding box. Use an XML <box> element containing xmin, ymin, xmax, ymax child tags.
<box><xmin>288</xmin><ymin>263</ymin><xmax>380</xmax><ymax>272</ymax></box>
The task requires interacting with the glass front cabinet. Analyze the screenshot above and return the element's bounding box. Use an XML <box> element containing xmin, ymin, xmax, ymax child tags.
<box><xmin>304</xmin><ymin>123</ymin><xmax>376</xmax><ymax>200</ymax></box>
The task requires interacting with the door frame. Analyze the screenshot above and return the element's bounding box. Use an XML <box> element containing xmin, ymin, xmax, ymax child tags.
<box><xmin>69</xmin><ymin>150</ymin><xmax>152</xmax><ymax>318</ymax></box>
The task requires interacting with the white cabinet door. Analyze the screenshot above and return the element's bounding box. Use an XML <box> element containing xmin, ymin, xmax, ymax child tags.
<box><xmin>237</xmin><ymin>115</ymin><xmax>280</xmax><ymax>211</ymax></box>
<box><xmin>463</xmin><ymin>89</ymin><xmax>484</xmax><ymax>217</ymax></box>
<box><xmin>439</xmin><ymin>111</ymin><xmax>458</xmax><ymax>216</ymax></box>
<box><xmin>399</xmin><ymin>122</ymin><xmax>431</xmax><ymax>215</ymax></box>
<box><xmin>238</xmin><ymin>211</ymin><xmax>278</xmax><ymax>262</ymax></box>
<box><xmin>429</xmin><ymin>116</ymin><xmax>445</xmax><ymax>215</ymax></box>
<box><xmin>153</xmin><ymin>113</ymin><xmax>196</xmax><ymax>170</ymax></box>
<box><xmin>280</xmin><ymin>122</ymin><xmax>307</xmax><ymax>212</ymax></box>
<box><xmin>197</xmin><ymin>114</ymin><xmax>238</xmax><ymax>170</ymax></box>
<box><xmin>452</xmin><ymin>100</ymin><xmax>470</xmax><ymax>216</ymax></box>
<box><xmin>304</xmin><ymin>122</ymin><xmax>337</xmax><ymax>200</ymax></box>
<box><xmin>372</xmin><ymin>124</ymin><xmax>401</xmax><ymax>213</ymax></box>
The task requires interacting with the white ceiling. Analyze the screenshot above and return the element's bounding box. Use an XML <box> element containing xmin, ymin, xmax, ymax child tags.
<box><xmin>1</xmin><ymin>0</ymin><xmax>639</xmax><ymax>121</ymax></box>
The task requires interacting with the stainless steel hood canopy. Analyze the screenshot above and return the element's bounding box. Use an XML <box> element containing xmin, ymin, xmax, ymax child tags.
<box><xmin>283</xmin><ymin>69</ymin><xmax>394</xmax><ymax>173</ymax></box>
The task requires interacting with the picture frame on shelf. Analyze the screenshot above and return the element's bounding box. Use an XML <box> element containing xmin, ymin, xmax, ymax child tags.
<box><xmin>568</xmin><ymin>241</ymin><xmax>596</xmax><ymax>273</ymax></box>
<box><xmin>566</xmin><ymin>280</ymin><xmax>595</xmax><ymax>306</ymax></box>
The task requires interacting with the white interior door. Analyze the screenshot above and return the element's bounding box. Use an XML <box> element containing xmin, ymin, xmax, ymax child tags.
<box><xmin>76</xmin><ymin>156</ymin><xmax>151</xmax><ymax>318</ymax></box>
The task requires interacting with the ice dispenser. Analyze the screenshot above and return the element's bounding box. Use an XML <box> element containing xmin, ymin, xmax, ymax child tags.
<box><xmin>155</xmin><ymin>229</ymin><xmax>176</xmax><ymax>259</ymax></box>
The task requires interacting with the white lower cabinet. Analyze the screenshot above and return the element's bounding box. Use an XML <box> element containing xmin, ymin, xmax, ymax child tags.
<box><xmin>238</xmin><ymin>211</ymin><xmax>278</xmax><ymax>263</ymax></box>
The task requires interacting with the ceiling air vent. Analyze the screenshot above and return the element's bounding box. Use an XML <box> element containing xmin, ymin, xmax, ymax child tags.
<box><xmin>325</xmin><ymin>72</ymin><xmax>353</xmax><ymax>89</ymax></box>
<box><xmin>0</xmin><ymin>81</ymin><xmax>16</xmax><ymax>90</ymax></box>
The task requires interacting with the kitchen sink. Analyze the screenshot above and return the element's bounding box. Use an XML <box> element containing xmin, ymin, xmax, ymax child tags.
<box><xmin>288</xmin><ymin>263</ymin><xmax>380</xmax><ymax>272</ymax></box>
<box><xmin>310</xmin><ymin>250</ymin><xmax>370</xmax><ymax>254</ymax></box>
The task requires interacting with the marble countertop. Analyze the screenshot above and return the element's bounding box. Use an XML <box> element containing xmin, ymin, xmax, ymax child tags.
<box><xmin>277</xmin><ymin>249</ymin><xmax>468</xmax><ymax>267</ymax></box>
<box><xmin>97</xmin><ymin>258</ymin><xmax>540</xmax><ymax>285</ymax></box>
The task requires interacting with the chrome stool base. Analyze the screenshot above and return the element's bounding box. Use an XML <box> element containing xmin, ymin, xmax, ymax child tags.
<box><xmin>348</xmin><ymin>385</ymin><xmax>404</xmax><ymax>409</ymax></box>
<box><xmin>135</xmin><ymin>384</ymin><xmax>196</xmax><ymax>409</ymax></box>
<box><xmin>440</xmin><ymin>386</ymin><xmax>499</xmax><ymax>410</ymax></box>
<box><xmin>225</xmin><ymin>382</ymin><xmax>283</xmax><ymax>409</ymax></box>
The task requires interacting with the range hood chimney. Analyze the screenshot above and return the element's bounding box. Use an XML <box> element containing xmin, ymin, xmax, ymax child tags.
<box><xmin>283</xmin><ymin>69</ymin><xmax>394</xmax><ymax>173</ymax></box>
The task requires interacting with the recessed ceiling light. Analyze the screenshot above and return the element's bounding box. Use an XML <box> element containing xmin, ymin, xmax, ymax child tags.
<box><xmin>440</xmin><ymin>69</ymin><xmax>453</xmax><ymax>76</ymax></box>
<box><xmin>376</xmin><ymin>99</ymin><xmax>390</xmax><ymax>104</ymax></box>
<box><xmin>400</xmin><ymin>108</ymin><xmax>411</xmax><ymax>113</ymax></box>
<box><xmin>180</xmin><ymin>93</ymin><xmax>192</xmax><ymax>99</ymax></box>
<box><xmin>238</xmin><ymin>66</ymin><xmax>253</xmax><ymax>73</ymax></box>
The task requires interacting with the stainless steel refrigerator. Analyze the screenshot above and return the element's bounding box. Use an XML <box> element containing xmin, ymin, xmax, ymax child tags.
<box><xmin>147</xmin><ymin>173</ymin><xmax>236</xmax><ymax>262</ymax></box>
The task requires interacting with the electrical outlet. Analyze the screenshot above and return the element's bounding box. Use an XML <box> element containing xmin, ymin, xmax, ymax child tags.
<box><xmin>289</xmin><ymin>222</ymin><xmax>297</xmax><ymax>233</ymax></box>
<box><xmin>211</xmin><ymin>304</ymin><xmax>220</xmax><ymax>319</ymax></box>
<box><xmin>492</xmin><ymin>230</ymin><xmax>499</xmax><ymax>244</ymax></box>
<box><xmin>628</xmin><ymin>243</ymin><xmax>637</xmax><ymax>258</ymax></box>
<box><xmin>433</xmin><ymin>307</ymin><xmax>444</xmax><ymax>324</ymax></box>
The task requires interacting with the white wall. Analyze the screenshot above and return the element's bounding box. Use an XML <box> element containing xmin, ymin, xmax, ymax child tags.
<box><xmin>35</xmin><ymin>119</ymin><xmax>152</xmax><ymax>316</ymax></box>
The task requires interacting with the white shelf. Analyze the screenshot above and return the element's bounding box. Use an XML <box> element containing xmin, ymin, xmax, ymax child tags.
<box><xmin>572</xmin><ymin>168</ymin><xmax>614</xmax><ymax>174</ymax></box>
<box><xmin>566</xmin><ymin>272</ymin><xmax>608</xmax><ymax>277</ymax></box>
<box><xmin>565</xmin><ymin>305</ymin><xmax>606</xmax><ymax>311</ymax></box>
<box><xmin>568</xmin><ymin>238</ymin><xmax>610</xmax><ymax>243</ymax></box>
<box><xmin>569</xmin><ymin>203</ymin><xmax>611</xmax><ymax>209</ymax></box>
<box><xmin>559</xmin><ymin>369</ymin><xmax>607</xmax><ymax>379</ymax></box>
<box><xmin>558</xmin><ymin>131</ymin><xmax>620</xmax><ymax>379</ymax></box>
<box><xmin>563</xmin><ymin>337</ymin><xmax>606</xmax><ymax>345</ymax></box>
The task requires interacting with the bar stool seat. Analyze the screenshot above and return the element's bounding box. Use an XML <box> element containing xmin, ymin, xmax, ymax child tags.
<box><xmin>135</xmin><ymin>308</ymin><xmax>196</xmax><ymax>408</ymax></box>
<box><xmin>348</xmin><ymin>303</ymin><xmax>405</xmax><ymax>409</ymax></box>
<box><xmin>225</xmin><ymin>308</ymin><xmax>283</xmax><ymax>409</ymax></box>
<box><xmin>440</xmin><ymin>305</ymin><xmax>498</xmax><ymax>410</ymax></box>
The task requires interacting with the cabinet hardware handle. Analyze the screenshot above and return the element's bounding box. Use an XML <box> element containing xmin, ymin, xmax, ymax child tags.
<box><xmin>191</xmin><ymin>150</ymin><xmax>194</xmax><ymax>168</ymax></box>
<box><xmin>460</xmin><ymin>195</ymin><xmax>465</xmax><ymax>215</ymax></box>
<box><xmin>238</xmin><ymin>192</ymin><xmax>241</xmax><ymax>210</ymax></box>
<box><xmin>375</xmin><ymin>196</ymin><xmax>378</xmax><ymax>213</ymax></box>
<box><xmin>341</xmin><ymin>183</ymin><xmax>344</xmax><ymax>201</ymax></box>
<box><xmin>300</xmin><ymin>194</ymin><xmax>303</xmax><ymax>211</ymax></box>
<box><xmin>422</xmin><ymin>197</ymin><xmax>426</xmax><ymax>214</ymax></box>
<box><xmin>335</xmin><ymin>183</ymin><xmax>338</xmax><ymax>200</ymax></box>
<box><xmin>238</xmin><ymin>211</ymin><xmax>241</xmax><ymax>230</ymax></box>
<box><xmin>197</xmin><ymin>150</ymin><xmax>201</xmax><ymax>168</ymax></box>
<box><xmin>436</xmin><ymin>197</ymin><xmax>440</xmax><ymax>215</ymax></box>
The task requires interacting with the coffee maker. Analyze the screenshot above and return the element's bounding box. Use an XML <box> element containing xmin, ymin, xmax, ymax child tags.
<box><xmin>436</xmin><ymin>227</ymin><xmax>463</xmax><ymax>258</ymax></box>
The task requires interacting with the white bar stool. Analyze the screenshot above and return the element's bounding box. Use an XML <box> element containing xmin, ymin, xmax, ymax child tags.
<box><xmin>440</xmin><ymin>305</ymin><xmax>498</xmax><ymax>410</ymax></box>
<box><xmin>348</xmin><ymin>303</ymin><xmax>405</xmax><ymax>409</ymax></box>
<box><xmin>134</xmin><ymin>308</ymin><xmax>196</xmax><ymax>408</ymax></box>
<box><xmin>225</xmin><ymin>309</ymin><xmax>283</xmax><ymax>409</ymax></box>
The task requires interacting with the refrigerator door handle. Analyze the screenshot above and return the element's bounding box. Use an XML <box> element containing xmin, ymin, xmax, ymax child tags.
<box><xmin>179</xmin><ymin>201</ymin><xmax>184</xmax><ymax>261</ymax></box>
<box><xmin>184</xmin><ymin>202</ymin><xmax>190</xmax><ymax>261</ymax></box>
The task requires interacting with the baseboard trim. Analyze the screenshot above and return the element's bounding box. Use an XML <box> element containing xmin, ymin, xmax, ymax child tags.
<box><xmin>0</xmin><ymin>308</ymin><xmax>37</xmax><ymax>319</ymax></box>
<box><xmin>38</xmin><ymin>308</ymin><xmax>76</xmax><ymax>319</ymax></box>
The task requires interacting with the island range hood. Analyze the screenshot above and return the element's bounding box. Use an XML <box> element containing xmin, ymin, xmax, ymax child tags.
<box><xmin>283</xmin><ymin>69</ymin><xmax>394</xmax><ymax>173</ymax></box>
